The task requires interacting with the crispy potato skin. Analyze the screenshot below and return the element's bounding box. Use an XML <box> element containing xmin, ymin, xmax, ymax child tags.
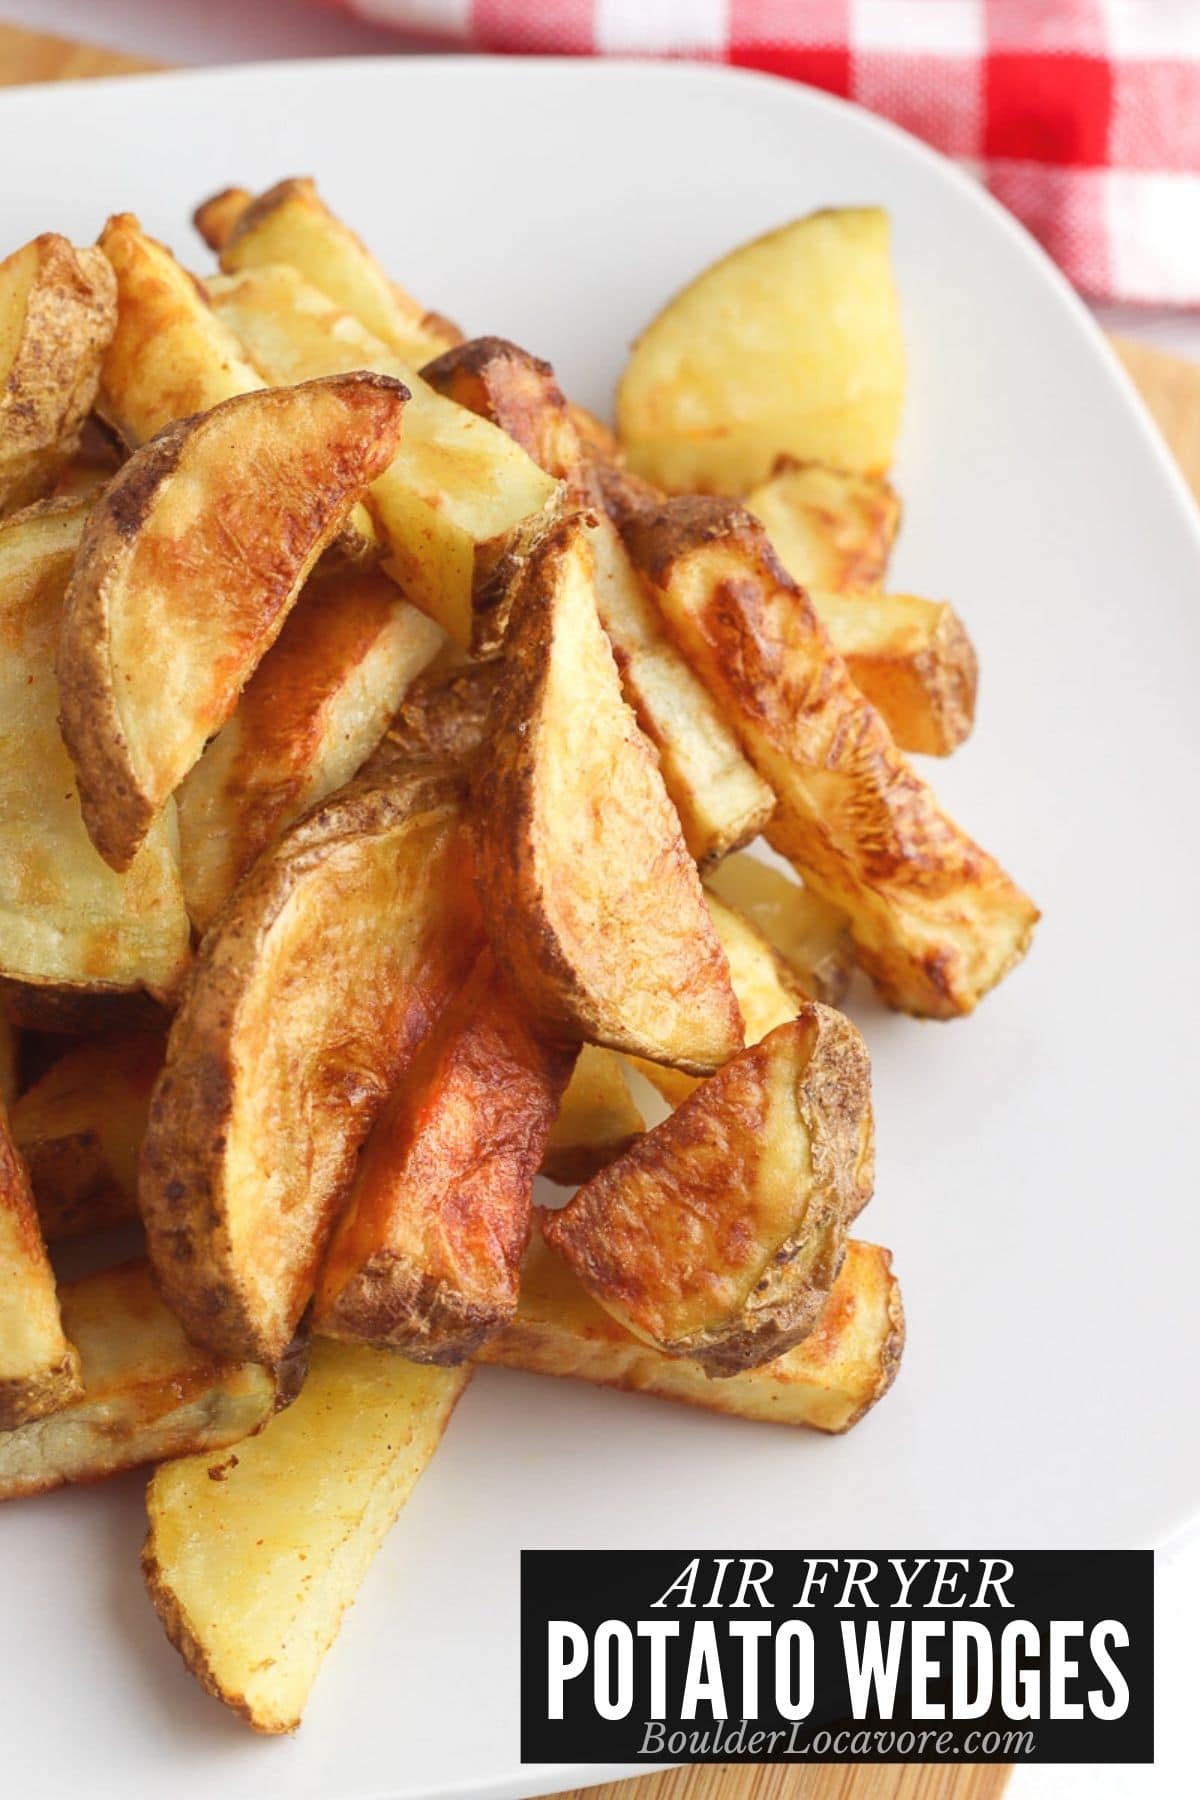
<box><xmin>0</xmin><ymin>1260</ymin><xmax>275</xmax><ymax>1502</ymax></box>
<box><xmin>177</xmin><ymin>566</ymin><xmax>443</xmax><ymax>932</ymax></box>
<box><xmin>140</xmin><ymin>765</ymin><xmax>483</xmax><ymax>1365</ymax></box>
<box><xmin>57</xmin><ymin>373</ymin><xmax>408</xmax><ymax>872</ymax></box>
<box><xmin>421</xmin><ymin>336</ymin><xmax>586</xmax><ymax>491</ymax></box>
<box><xmin>10</xmin><ymin>1032</ymin><xmax>163</xmax><ymax>1241</ymax></box>
<box><xmin>0</xmin><ymin>498</ymin><xmax>191</xmax><ymax>1021</ymax></box>
<box><xmin>472</xmin><ymin>513</ymin><xmax>741</xmax><ymax>1074</ymax></box>
<box><xmin>0</xmin><ymin>234</ymin><xmax>116</xmax><ymax>514</ymax></box>
<box><xmin>143</xmin><ymin>1340</ymin><xmax>468</xmax><ymax>1733</ymax></box>
<box><xmin>479</xmin><ymin>1235</ymin><xmax>904</xmax><ymax>1434</ymax></box>
<box><xmin>0</xmin><ymin>1103</ymin><xmax>81</xmax><ymax>1431</ymax></box>
<box><xmin>541</xmin><ymin>1045</ymin><xmax>645</xmax><ymax>1185</ymax></box>
<box><xmin>366</xmin><ymin>660</ymin><xmax>504</xmax><ymax>775</ymax></box>
<box><xmin>543</xmin><ymin>1009</ymin><xmax>873</xmax><ymax>1376</ymax></box>
<box><xmin>620</xmin><ymin>498</ymin><xmax>1038</xmax><ymax>1017</ymax></box>
<box><xmin>315</xmin><ymin>951</ymin><xmax>574</xmax><ymax>1361</ymax></box>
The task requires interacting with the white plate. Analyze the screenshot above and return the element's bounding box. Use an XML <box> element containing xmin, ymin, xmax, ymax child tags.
<box><xmin>1</xmin><ymin>55</ymin><xmax>1197</xmax><ymax>1800</ymax></box>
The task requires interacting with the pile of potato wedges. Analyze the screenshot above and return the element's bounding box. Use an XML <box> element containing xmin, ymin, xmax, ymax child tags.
<box><xmin>0</xmin><ymin>178</ymin><xmax>1036</xmax><ymax>1732</ymax></box>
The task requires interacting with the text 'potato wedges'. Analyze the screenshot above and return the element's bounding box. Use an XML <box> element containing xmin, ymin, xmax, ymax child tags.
<box><xmin>479</xmin><ymin>1234</ymin><xmax>903</xmax><ymax>1434</ymax></box>
<box><xmin>0</xmin><ymin>1103</ymin><xmax>80</xmax><ymax>1432</ymax></box>
<box><xmin>0</xmin><ymin>1260</ymin><xmax>278</xmax><ymax>1502</ymax></box>
<box><xmin>0</xmin><ymin>498</ymin><xmax>190</xmax><ymax>1027</ymax></box>
<box><xmin>543</xmin><ymin>1008</ymin><xmax>874</xmax><ymax>1376</ymax></box>
<box><xmin>620</xmin><ymin>498</ymin><xmax>1038</xmax><ymax>1017</ymax></box>
<box><xmin>472</xmin><ymin>512</ymin><xmax>741</xmax><ymax>1074</ymax></box>
<box><xmin>144</xmin><ymin>1339</ymin><xmax>469</xmax><ymax>1733</ymax></box>
<box><xmin>141</xmin><ymin>764</ymin><xmax>483</xmax><ymax>1365</ymax></box>
<box><xmin>57</xmin><ymin>372</ymin><xmax>408</xmax><ymax>871</ymax></box>
<box><xmin>315</xmin><ymin>951</ymin><xmax>574</xmax><ymax>1362</ymax></box>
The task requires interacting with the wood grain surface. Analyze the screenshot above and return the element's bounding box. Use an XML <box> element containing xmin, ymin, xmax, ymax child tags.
<box><xmin>1</xmin><ymin>20</ymin><xmax>1193</xmax><ymax>1800</ymax></box>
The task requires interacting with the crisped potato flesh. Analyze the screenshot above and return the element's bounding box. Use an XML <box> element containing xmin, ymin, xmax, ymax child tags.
<box><xmin>704</xmin><ymin>852</ymin><xmax>853</xmax><ymax>1007</ymax></box>
<box><xmin>0</xmin><ymin>1103</ymin><xmax>80</xmax><ymax>1431</ymax></box>
<box><xmin>144</xmin><ymin>1339</ymin><xmax>469</xmax><ymax>1732</ymax></box>
<box><xmin>192</xmin><ymin>186</ymin><xmax>252</xmax><ymax>253</ymax></box>
<box><xmin>141</xmin><ymin>765</ymin><xmax>484</xmax><ymax>1364</ymax></box>
<box><xmin>472</xmin><ymin>513</ymin><xmax>741</xmax><ymax>1074</ymax></box>
<box><xmin>621</xmin><ymin>499</ymin><xmax>1038</xmax><ymax>1017</ymax></box>
<box><xmin>216</xmin><ymin>175</ymin><xmax>462</xmax><ymax>363</ymax></box>
<box><xmin>480</xmin><ymin>1234</ymin><xmax>903</xmax><ymax>1434</ymax></box>
<box><xmin>177</xmin><ymin>565</ymin><xmax>443</xmax><ymax>932</ymax></box>
<box><xmin>208</xmin><ymin>265</ymin><xmax>558</xmax><ymax>645</ymax></box>
<box><xmin>744</xmin><ymin>460</ymin><xmax>900</xmax><ymax>594</ymax></box>
<box><xmin>315</xmin><ymin>951</ymin><xmax>574</xmax><ymax>1360</ymax></box>
<box><xmin>58</xmin><ymin>373</ymin><xmax>408</xmax><ymax>871</ymax></box>
<box><xmin>813</xmin><ymin>589</ymin><xmax>978</xmax><ymax>757</ymax></box>
<box><xmin>0</xmin><ymin>233</ymin><xmax>116</xmax><ymax>513</ymax></box>
<box><xmin>0</xmin><ymin>499</ymin><xmax>190</xmax><ymax>1023</ymax></box>
<box><xmin>10</xmin><ymin>1032</ymin><xmax>163</xmax><ymax>1240</ymax></box>
<box><xmin>542</xmin><ymin>1046</ymin><xmax>645</xmax><ymax>1186</ymax></box>
<box><xmin>617</xmin><ymin>208</ymin><xmax>905</xmax><ymax>492</ymax></box>
<box><xmin>0</xmin><ymin>1260</ymin><xmax>276</xmax><ymax>1502</ymax></box>
<box><xmin>543</xmin><ymin>1009</ymin><xmax>873</xmax><ymax>1376</ymax></box>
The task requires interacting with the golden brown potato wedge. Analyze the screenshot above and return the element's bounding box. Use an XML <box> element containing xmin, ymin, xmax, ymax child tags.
<box><xmin>0</xmin><ymin>1103</ymin><xmax>81</xmax><ymax>1431</ymax></box>
<box><xmin>9</xmin><ymin>1032</ymin><xmax>163</xmax><ymax>1241</ymax></box>
<box><xmin>176</xmin><ymin>565</ymin><xmax>443</xmax><ymax>932</ymax></box>
<box><xmin>315</xmin><ymin>951</ymin><xmax>574</xmax><ymax>1360</ymax></box>
<box><xmin>0</xmin><ymin>233</ymin><xmax>116</xmax><ymax>513</ymax></box>
<box><xmin>472</xmin><ymin>513</ymin><xmax>741</xmax><ymax>1075</ymax></box>
<box><xmin>98</xmin><ymin>213</ymin><xmax>262</xmax><ymax>444</ymax></box>
<box><xmin>620</xmin><ymin>499</ymin><xmax>1038</xmax><ymax>1017</ymax></box>
<box><xmin>0</xmin><ymin>498</ymin><xmax>190</xmax><ymax>1026</ymax></box>
<box><xmin>417</xmin><ymin>335</ymin><xmax>774</xmax><ymax>859</ymax></box>
<box><xmin>141</xmin><ymin>764</ymin><xmax>483</xmax><ymax>1365</ymax></box>
<box><xmin>192</xmin><ymin>186</ymin><xmax>252</xmax><ymax>253</ymax></box>
<box><xmin>616</xmin><ymin>208</ymin><xmax>905</xmax><ymax>492</ymax></box>
<box><xmin>813</xmin><ymin>589</ymin><xmax>978</xmax><ymax>757</ymax></box>
<box><xmin>704</xmin><ymin>852</ymin><xmax>853</xmax><ymax>1007</ymax></box>
<box><xmin>479</xmin><ymin>1234</ymin><xmax>903</xmax><ymax>1434</ymax></box>
<box><xmin>208</xmin><ymin>264</ymin><xmax>559</xmax><ymax>646</ymax></box>
<box><xmin>542</xmin><ymin>1046</ymin><xmax>645</xmax><ymax>1186</ymax></box>
<box><xmin>744</xmin><ymin>460</ymin><xmax>900</xmax><ymax>594</ymax></box>
<box><xmin>57</xmin><ymin>373</ymin><xmax>408</xmax><ymax>872</ymax></box>
<box><xmin>366</xmin><ymin>659</ymin><xmax>503</xmax><ymax>775</ymax></box>
<box><xmin>628</xmin><ymin>889</ymin><xmax>805</xmax><ymax>1109</ymax></box>
<box><xmin>214</xmin><ymin>175</ymin><xmax>462</xmax><ymax>364</ymax></box>
<box><xmin>543</xmin><ymin>1010</ymin><xmax>873</xmax><ymax>1376</ymax></box>
<box><xmin>0</xmin><ymin>1260</ymin><xmax>276</xmax><ymax>1502</ymax></box>
<box><xmin>144</xmin><ymin>1339</ymin><xmax>469</xmax><ymax>1733</ymax></box>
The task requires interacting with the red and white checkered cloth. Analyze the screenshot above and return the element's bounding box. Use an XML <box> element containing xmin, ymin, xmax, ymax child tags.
<box><xmin>330</xmin><ymin>0</ymin><xmax>1200</xmax><ymax>305</ymax></box>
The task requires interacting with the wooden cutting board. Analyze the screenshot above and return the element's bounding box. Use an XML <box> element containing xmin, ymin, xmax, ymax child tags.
<box><xmin>2</xmin><ymin>21</ymin><xmax>1193</xmax><ymax>1800</ymax></box>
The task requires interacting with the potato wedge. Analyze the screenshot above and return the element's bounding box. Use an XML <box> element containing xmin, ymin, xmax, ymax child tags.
<box><xmin>542</xmin><ymin>1046</ymin><xmax>645</xmax><ymax>1186</ymax></box>
<box><xmin>315</xmin><ymin>951</ymin><xmax>574</xmax><ymax>1360</ymax></box>
<box><xmin>616</xmin><ymin>208</ymin><xmax>905</xmax><ymax>492</ymax></box>
<box><xmin>472</xmin><ymin>513</ymin><xmax>741</xmax><ymax>1074</ymax></box>
<box><xmin>208</xmin><ymin>264</ymin><xmax>558</xmax><ymax>645</ymax></box>
<box><xmin>0</xmin><ymin>499</ymin><xmax>190</xmax><ymax>1025</ymax></box>
<box><xmin>543</xmin><ymin>1010</ymin><xmax>873</xmax><ymax>1375</ymax></box>
<box><xmin>144</xmin><ymin>1339</ymin><xmax>469</xmax><ymax>1733</ymax></box>
<box><xmin>57</xmin><ymin>373</ymin><xmax>408</xmax><ymax>871</ymax></box>
<box><xmin>10</xmin><ymin>1032</ymin><xmax>163</xmax><ymax>1241</ymax></box>
<box><xmin>192</xmin><ymin>186</ymin><xmax>252</xmax><ymax>253</ymax></box>
<box><xmin>620</xmin><ymin>499</ymin><xmax>1038</xmax><ymax>1017</ymax></box>
<box><xmin>98</xmin><ymin>213</ymin><xmax>262</xmax><ymax>443</ymax></box>
<box><xmin>215</xmin><ymin>175</ymin><xmax>462</xmax><ymax>364</ymax></box>
<box><xmin>0</xmin><ymin>1103</ymin><xmax>80</xmax><ymax>1431</ymax></box>
<box><xmin>418</xmin><ymin>336</ymin><xmax>774</xmax><ymax>858</ymax></box>
<box><xmin>813</xmin><ymin>589</ymin><xmax>978</xmax><ymax>757</ymax></box>
<box><xmin>366</xmin><ymin>659</ymin><xmax>503</xmax><ymax>774</ymax></box>
<box><xmin>629</xmin><ymin>890</ymin><xmax>806</xmax><ymax>1109</ymax></box>
<box><xmin>177</xmin><ymin>565</ymin><xmax>443</xmax><ymax>932</ymax></box>
<box><xmin>0</xmin><ymin>233</ymin><xmax>116</xmax><ymax>513</ymax></box>
<box><xmin>0</xmin><ymin>1260</ymin><xmax>276</xmax><ymax>1501</ymax></box>
<box><xmin>744</xmin><ymin>460</ymin><xmax>900</xmax><ymax>594</ymax></box>
<box><xmin>479</xmin><ymin>1234</ymin><xmax>903</xmax><ymax>1434</ymax></box>
<box><xmin>141</xmin><ymin>764</ymin><xmax>483</xmax><ymax>1365</ymax></box>
<box><xmin>704</xmin><ymin>852</ymin><xmax>853</xmax><ymax>1007</ymax></box>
